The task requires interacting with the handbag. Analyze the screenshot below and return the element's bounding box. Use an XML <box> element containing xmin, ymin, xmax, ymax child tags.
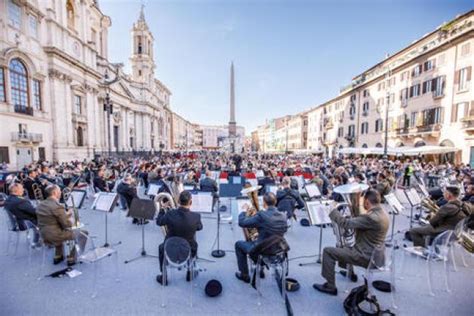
<box><xmin>343</xmin><ymin>278</ymin><xmax>395</xmax><ymax>316</ymax></box>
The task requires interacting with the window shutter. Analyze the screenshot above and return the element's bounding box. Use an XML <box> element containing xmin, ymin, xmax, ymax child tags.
<box><xmin>409</xmin><ymin>86</ymin><xmax>414</xmax><ymax>97</ymax></box>
<box><xmin>422</xmin><ymin>81</ymin><xmax>427</xmax><ymax>94</ymax></box>
<box><xmin>454</xmin><ymin>70</ymin><xmax>460</xmax><ymax>84</ymax></box>
<box><xmin>431</xmin><ymin>78</ymin><xmax>437</xmax><ymax>91</ymax></box>
<box><xmin>470</xmin><ymin>101</ymin><xmax>474</xmax><ymax>117</ymax></box>
<box><xmin>467</xmin><ymin>66</ymin><xmax>472</xmax><ymax>81</ymax></box>
<box><xmin>452</xmin><ymin>103</ymin><xmax>458</xmax><ymax>122</ymax></box>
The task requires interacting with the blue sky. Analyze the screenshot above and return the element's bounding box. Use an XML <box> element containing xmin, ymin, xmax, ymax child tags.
<box><xmin>101</xmin><ymin>0</ymin><xmax>473</xmax><ymax>134</ymax></box>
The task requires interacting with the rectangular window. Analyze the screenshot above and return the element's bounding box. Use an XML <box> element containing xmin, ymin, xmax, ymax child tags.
<box><xmin>8</xmin><ymin>0</ymin><xmax>21</xmax><ymax>29</ymax></box>
<box><xmin>422</xmin><ymin>80</ymin><xmax>432</xmax><ymax>94</ymax></box>
<box><xmin>410</xmin><ymin>112</ymin><xmax>417</xmax><ymax>128</ymax></box>
<box><xmin>28</xmin><ymin>14</ymin><xmax>38</xmax><ymax>38</ymax></box>
<box><xmin>348</xmin><ymin>125</ymin><xmax>355</xmax><ymax>137</ymax></box>
<box><xmin>452</xmin><ymin>102</ymin><xmax>469</xmax><ymax>122</ymax></box>
<box><xmin>412</xmin><ymin>65</ymin><xmax>422</xmax><ymax>77</ymax></box>
<box><xmin>458</xmin><ymin>67</ymin><xmax>471</xmax><ymax>91</ymax></box>
<box><xmin>422</xmin><ymin>107</ymin><xmax>443</xmax><ymax>125</ymax></box>
<box><xmin>432</xmin><ymin>76</ymin><xmax>445</xmax><ymax>97</ymax></box>
<box><xmin>0</xmin><ymin>68</ymin><xmax>5</xmax><ymax>102</ymax></box>
<box><xmin>410</xmin><ymin>84</ymin><xmax>421</xmax><ymax>97</ymax></box>
<box><xmin>74</xmin><ymin>95</ymin><xmax>82</xmax><ymax>114</ymax></box>
<box><xmin>0</xmin><ymin>146</ymin><xmax>10</xmax><ymax>164</ymax></box>
<box><xmin>461</xmin><ymin>43</ymin><xmax>470</xmax><ymax>56</ymax></box>
<box><xmin>33</xmin><ymin>80</ymin><xmax>41</xmax><ymax>110</ymax></box>
<box><xmin>375</xmin><ymin>120</ymin><xmax>383</xmax><ymax>132</ymax></box>
<box><xmin>363</xmin><ymin>89</ymin><xmax>369</xmax><ymax>97</ymax></box>
<box><xmin>363</xmin><ymin>102</ymin><xmax>369</xmax><ymax>112</ymax></box>
<box><xmin>423</xmin><ymin>59</ymin><xmax>435</xmax><ymax>72</ymax></box>
<box><xmin>38</xmin><ymin>147</ymin><xmax>45</xmax><ymax>161</ymax></box>
<box><xmin>338</xmin><ymin>127</ymin><xmax>343</xmax><ymax>138</ymax></box>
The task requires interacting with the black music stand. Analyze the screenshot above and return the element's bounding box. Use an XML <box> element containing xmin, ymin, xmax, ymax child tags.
<box><xmin>298</xmin><ymin>200</ymin><xmax>331</xmax><ymax>266</ymax></box>
<box><xmin>404</xmin><ymin>188</ymin><xmax>422</xmax><ymax>228</ymax></box>
<box><xmin>384</xmin><ymin>193</ymin><xmax>404</xmax><ymax>247</ymax></box>
<box><xmin>124</xmin><ymin>198</ymin><xmax>158</xmax><ymax>264</ymax></box>
<box><xmin>66</xmin><ymin>190</ymin><xmax>87</xmax><ymax>209</ymax></box>
<box><xmin>92</xmin><ymin>192</ymin><xmax>120</xmax><ymax>248</ymax></box>
<box><xmin>211</xmin><ymin>183</ymin><xmax>243</xmax><ymax>258</ymax></box>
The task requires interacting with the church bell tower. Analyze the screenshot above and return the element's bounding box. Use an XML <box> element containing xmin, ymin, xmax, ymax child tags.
<box><xmin>130</xmin><ymin>5</ymin><xmax>155</xmax><ymax>83</ymax></box>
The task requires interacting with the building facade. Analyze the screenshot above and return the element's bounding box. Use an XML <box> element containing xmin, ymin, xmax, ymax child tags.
<box><xmin>0</xmin><ymin>0</ymin><xmax>176</xmax><ymax>168</ymax></box>
<box><xmin>254</xmin><ymin>10</ymin><xmax>474</xmax><ymax>163</ymax></box>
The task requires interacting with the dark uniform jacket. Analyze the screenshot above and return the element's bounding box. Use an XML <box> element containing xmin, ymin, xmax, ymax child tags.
<box><xmin>93</xmin><ymin>176</ymin><xmax>108</xmax><ymax>192</ymax></box>
<box><xmin>156</xmin><ymin>206</ymin><xmax>203</xmax><ymax>255</ymax></box>
<box><xmin>429</xmin><ymin>200</ymin><xmax>471</xmax><ymax>233</ymax></box>
<box><xmin>238</xmin><ymin>206</ymin><xmax>288</xmax><ymax>244</ymax></box>
<box><xmin>36</xmin><ymin>198</ymin><xmax>74</xmax><ymax>246</ymax></box>
<box><xmin>199</xmin><ymin>177</ymin><xmax>218</xmax><ymax>194</ymax></box>
<box><xmin>375</xmin><ymin>180</ymin><xmax>391</xmax><ymax>201</ymax></box>
<box><xmin>23</xmin><ymin>176</ymin><xmax>42</xmax><ymax>200</ymax></box>
<box><xmin>330</xmin><ymin>206</ymin><xmax>389</xmax><ymax>259</ymax></box>
<box><xmin>276</xmin><ymin>188</ymin><xmax>305</xmax><ymax>218</ymax></box>
<box><xmin>4</xmin><ymin>195</ymin><xmax>37</xmax><ymax>229</ymax></box>
<box><xmin>116</xmin><ymin>182</ymin><xmax>138</xmax><ymax>208</ymax></box>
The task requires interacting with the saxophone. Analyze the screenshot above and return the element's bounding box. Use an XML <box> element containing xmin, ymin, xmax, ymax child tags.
<box><xmin>154</xmin><ymin>192</ymin><xmax>177</xmax><ymax>236</ymax></box>
<box><xmin>241</xmin><ymin>183</ymin><xmax>261</xmax><ymax>242</ymax></box>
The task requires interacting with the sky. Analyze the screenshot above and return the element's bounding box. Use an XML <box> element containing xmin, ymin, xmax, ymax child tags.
<box><xmin>100</xmin><ymin>0</ymin><xmax>473</xmax><ymax>135</ymax></box>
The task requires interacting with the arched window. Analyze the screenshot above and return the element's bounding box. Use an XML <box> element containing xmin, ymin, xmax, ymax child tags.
<box><xmin>77</xmin><ymin>126</ymin><xmax>84</xmax><ymax>147</ymax></box>
<box><xmin>9</xmin><ymin>59</ymin><xmax>29</xmax><ymax>114</ymax></box>
<box><xmin>362</xmin><ymin>143</ymin><xmax>368</xmax><ymax>148</ymax></box>
<box><xmin>375</xmin><ymin>143</ymin><xmax>383</xmax><ymax>148</ymax></box>
<box><xmin>414</xmin><ymin>140</ymin><xmax>426</xmax><ymax>147</ymax></box>
<box><xmin>66</xmin><ymin>0</ymin><xmax>75</xmax><ymax>29</ymax></box>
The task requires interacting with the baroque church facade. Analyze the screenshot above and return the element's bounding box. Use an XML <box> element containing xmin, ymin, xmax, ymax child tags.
<box><xmin>0</xmin><ymin>0</ymin><xmax>173</xmax><ymax>168</ymax></box>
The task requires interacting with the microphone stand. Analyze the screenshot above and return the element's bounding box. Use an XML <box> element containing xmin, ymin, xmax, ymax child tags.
<box><xmin>211</xmin><ymin>198</ymin><xmax>225</xmax><ymax>258</ymax></box>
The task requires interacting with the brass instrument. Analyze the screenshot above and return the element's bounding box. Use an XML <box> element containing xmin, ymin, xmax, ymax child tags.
<box><xmin>241</xmin><ymin>183</ymin><xmax>262</xmax><ymax>242</ymax></box>
<box><xmin>330</xmin><ymin>183</ymin><xmax>368</xmax><ymax>248</ymax></box>
<box><xmin>62</xmin><ymin>187</ymin><xmax>80</xmax><ymax>227</ymax></box>
<box><xmin>32</xmin><ymin>182</ymin><xmax>44</xmax><ymax>201</ymax></box>
<box><xmin>421</xmin><ymin>197</ymin><xmax>440</xmax><ymax>214</ymax></box>
<box><xmin>154</xmin><ymin>192</ymin><xmax>177</xmax><ymax>236</ymax></box>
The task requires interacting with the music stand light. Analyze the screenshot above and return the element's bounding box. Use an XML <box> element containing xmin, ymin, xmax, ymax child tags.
<box><xmin>124</xmin><ymin>198</ymin><xmax>158</xmax><ymax>264</ymax></box>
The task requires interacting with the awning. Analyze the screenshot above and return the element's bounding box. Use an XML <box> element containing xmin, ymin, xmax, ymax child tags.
<box><xmin>338</xmin><ymin>145</ymin><xmax>459</xmax><ymax>156</ymax></box>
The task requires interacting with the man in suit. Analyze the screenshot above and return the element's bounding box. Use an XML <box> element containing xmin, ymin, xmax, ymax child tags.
<box><xmin>116</xmin><ymin>174</ymin><xmax>144</xmax><ymax>224</ymax></box>
<box><xmin>4</xmin><ymin>183</ymin><xmax>39</xmax><ymax>244</ymax></box>
<box><xmin>375</xmin><ymin>173</ymin><xmax>391</xmax><ymax>202</ymax></box>
<box><xmin>257</xmin><ymin>170</ymin><xmax>276</xmax><ymax>195</ymax></box>
<box><xmin>36</xmin><ymin>185</ymin><xmax>87</xmax><ymax>266</ymax></box>
<box><xmin>155</xmin><ymin>191</ymin><xmax>203</xmax><ymax>285</ymax></box>
<box><xmin>313</xmin><ymin>189</ymin><xmax>389</xmax><ymax>295</ymax></box>
<box><xmin>199</xmin><ymin>170</ymin><xmax>219</xmax><ymax>209</ymax></box>
<box><xmin>93</xmin><ymin>169</ymin><xmax>109</xmax><ymax>192</ymax></box>
<box><xmin>235</xmin><ymin>192</ymin><xmax>288</xmax><ymax>283</ymax></box>
<box><xmin>23</xmin><ymin>169</ymin><xmax>43</xmax><ymax>200</ymax></box>
<box><xmin>276</xmin><ymin>177</ymin><xmax>305</xmax><ymax>219</ymax></box>
<box><xmin>409</xmin><ymin>186</ymin><xmax>471</xmax><ymax>247</ymax></box>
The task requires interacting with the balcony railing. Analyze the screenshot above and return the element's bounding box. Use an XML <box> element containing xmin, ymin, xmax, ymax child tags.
<box><xmin>14</xmin><ymin>106</ymin><xmax>34</xmax><ymax>116</ymax></box>
<box><xmin>461</xmin><ymin>117</ymin><xmax>474</xmax><ymax>130</ymax></box>
<box><xmin>417</xmin><ymin>124</ymin><xmax>441</xmax><ymax>133</ymax></box>
<box><xmin>11</xmin><ymin>132</ymin><xmax>43</xmax><ymax>143</ymax></box>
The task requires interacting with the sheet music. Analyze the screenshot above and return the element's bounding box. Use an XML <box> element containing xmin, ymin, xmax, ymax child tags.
<box><xmin>419</xmin><ymin>185</ymin><xmax>429</xmax><ymax>198</ymax></box>
<box><xmin>266</xmin><ymin>185</ymin><xmax>278</xmax><ymax>195</ymax></box>
<box><xmin>66</xmin><ymin>191</ymin><xmax>86</xmax><ymax>207</ymax></box>
<box><xmin>190</xmin><ymin>193</ymin><xmax>213</xmax><ymax>213</ymax></box>
<box><xmin>247</xmin><ymin>179</ymin><xmax>258</xmax><ymax>187</ymax></box>
<box><xmin>305</xmin><ymin>183</ymin><xmax>321</xmax><ymax>198</ymax></box>
<box><xmin>406</xmin><ymin>188</ymin><xmax>422</xmax><ymax>205</ymax></box>
<box><xmin>183</xmin><ymin>185</ymin><xmax>195</xmax><ymax>191</ymax></box>
<box><xmin>256</xmin><ymin>170</ymin><xmax>264</xmax><ymax>178</ymax></box>
<box><xmin>306</xmin><ymin>201</ymin><xmax>332</xmax><ymax>225</ymax></box>
<box><xmin>93</xmin><ymin>193</ymin><xmax>117</xmax><ymax>212</ymax></box>
<box><xmin>385</xmin><ymin>193</ymin><xmax>404</xmax><ymax>214</ymax></box>
<box><xmin>237</xmin><ymin>198</ymin><xmax>252</xmax><ymax>214</ymax></box>
<box><xmin>147</xmin><ymin>184</ymin><xmax>161</xmax><ymax>196</ymax></box>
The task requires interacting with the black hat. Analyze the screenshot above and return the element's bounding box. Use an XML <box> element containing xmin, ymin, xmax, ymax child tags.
<box><xmin>285</xmin><ymin>278</ymin><xmax>300</xmax><ymax>292</ymax></box>
<box><xmin>205</xmin><ymin>279</ymin><xmax>222</xmax><ymax>297</ymax></box>
<box><xmin>372</xmin><ymin>280</ymin><xmax>392</xmax><ymax>292</ymax></box>
<box><xmin>300</xmin><ymin>218</ymin><xmax>310</xmax><ymax>227</ymax></box>
<box><xmin>219</xmin><ymin>205</ymin><xmax>227</xmax><ymax>212</ymax></box>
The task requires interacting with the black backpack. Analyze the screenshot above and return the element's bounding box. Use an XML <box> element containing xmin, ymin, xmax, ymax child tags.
<box><xmin>343</xmin><ymin>278</ymin><xmax>395</xmax><ymax>316</ymax></box>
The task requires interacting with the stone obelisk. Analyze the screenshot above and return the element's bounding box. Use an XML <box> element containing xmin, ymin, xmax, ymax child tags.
<box><xmin>228</xmin><ymin>62</ymin><xmax>237</xmax><ymax>138</ymax></box>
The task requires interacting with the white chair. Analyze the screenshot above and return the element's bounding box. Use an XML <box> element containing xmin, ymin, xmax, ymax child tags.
<box><xmin>75</xmin><ymin>231</ymin><xmax>120</xmax><ymax>298</ymax></box>
<box><xmin>161</xmin><ymin>237</ymin><xmax>195</xmax><ymax>308</ymax></box>
<box><xmin>2</xmin><ymin>209</ymin><xmax>30</xmax><ymax>257</ymax></box>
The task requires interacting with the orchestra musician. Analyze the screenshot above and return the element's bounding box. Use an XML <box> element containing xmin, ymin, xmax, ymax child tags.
<box><xmin>276</xmin><ymin>177</ymin><xmax>305</xmax><ymax>220</ymax></box>
<box><xmin>234</xmin><ymin>192</ymin><xmax>288</xmax><ymax>283</ymax></box>
<box><xmin>409</xmin><ymin>186</ymin><xmax>472</xmax><ymax>247</ymax></box>
<box><xmin>155</xmin><ymin>191</ymin><xmax>203</xmax><ymax>285</ymax></box>
<box><xmin>36</xmin><ymin>185</ymin><xmax>88</xmax><ymax>265</ymax></box>
<box><xmin>116</xmin><ymin>174</ymin><xmax>146</xmax><ymax>225</ymax></box>
<box><xmin>4</xmin><ymin>183</ymin><xmax>40</xmax><ymax>245</ymax></box>
<box><xmin>23</xmin><ymin>169</ymin><xmax>43</xmax><ymax>200</ymax></box>
<box><xmin>93</xmin><ymin>169</ymin><xmax>109</xmax><ymax>192</ymax></box>
<box><xmin>199</xmin><ymin>170</ymin><xmax>219</xmax><ymax>209</ymax></box>
<box><xmin>313</xmin><ymin>189</ymin><xmax>389</xmax><ymax>296</ymax></box>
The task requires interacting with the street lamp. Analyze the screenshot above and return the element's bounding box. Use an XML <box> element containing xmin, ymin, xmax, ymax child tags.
<box><xmin>102</xmin><ymin>67</ymin><xmax>120</xmax><ymax>156</ymax></box>
<box><xmin>383</xmin><ymin>65</ymin><xmax>392</xmax><ymax>160</ymax></box>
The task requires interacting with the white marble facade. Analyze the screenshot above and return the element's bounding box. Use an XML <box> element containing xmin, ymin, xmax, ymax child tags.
<box><xmin>0</xmin><ymin>0</ymin><xmax>173</xmax><ymax>169</ymax></box>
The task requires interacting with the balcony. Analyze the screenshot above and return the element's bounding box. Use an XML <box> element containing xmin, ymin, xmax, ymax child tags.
<box><xmin>432</xmin><ymin>90</ymin><xmax>444</xmax><ymax>99</ymax></box>
<box><xmin>72</xmin><ymin>113</ymin><xmax>88</xmax><ymax>124</ymax></box>
<box><xmin>14</xmin><ymin>106</ymin><xmax>34</xmax><ymax>116</ymax></box>
<box><xmin>345</xmin><ymin>134</ymin><xmax>355</xmax><ymax>141</ymax></box>
<box><xmin>417</xmin><ymin>124</ymin><xmax>441</xmax><ymax>133</ymax></box>
<box><xmin>11</xmin><ymin>132</ymin><xmax>43</xmax><ymax>143</ymax></box>
<box><xmin>324</xmin><ymin>120</ymin><xmax>334</xmax><ymax>130</ymax></box>
<box><xmin>461</xmin><ymin>117</ymin><xmax>474</xmax><ymax>133</ymax></box>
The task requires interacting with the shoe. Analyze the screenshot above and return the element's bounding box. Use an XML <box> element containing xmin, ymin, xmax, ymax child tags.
<box><xmin>235</xmin><ymin>272</ymin><xmax>250</xmax><ymax>283</ymax></box>
<box><xmin>186</xmin><ymin>269</ymin><xmax>199</xmax><ymax>282</ymax></box>
<box><xmin>313</xmin><ymin>282</ymin><xmax>338</xmax><ymax>296</ymax></box>
<box><xmin>156</xmin><ymin>274</ymin><xmax>168</xmax><ymax>286</ymax></box>
<box><xmin>67</xmin><ymin>259</ymin><xmax>77</xmax><ymax>267</ymax></box>
<box><xmin>53</xmin><ymin>256</ymin><xmax>64</xmax><ymax>265</ymax></box>
<box><xmin>339</xmin><ymin>270</ymin><xmax>358</xmax><ymax>282</ymax></box>
<box><xmin>132</xmin><ymin>218</ymin><xmax>139</xmax><ymax>224</ymax></box>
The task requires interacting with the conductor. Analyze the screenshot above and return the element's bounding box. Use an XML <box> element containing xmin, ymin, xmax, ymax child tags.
<box><xmin>155</xmin><ymin>191</ymin><xmax>203</xmax><ymax>285</ymax></box>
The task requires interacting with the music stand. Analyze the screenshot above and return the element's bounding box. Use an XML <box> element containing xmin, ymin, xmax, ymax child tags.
<box><xmin>404</xmin><ymin>188</ymin><xmax>422</xmax><ymax>228</ymax></box>
<box><xmin>211</xmin><ymin>183</ymin><xmax>243</xmax><ymax>258</ymax></box>
<box><xmin>92</xmin><ymin>192</ymin><xmax>120</xmax><ymax>247</ymax></box>
<box><xmin>384</xmin><ymin>193</ymin><xmax>405</xmax><ymax>247</ymax></box>
<box><xmin>190</xmin><ymin>192</ymin><xmax>214</xmax><ymax>213</ymax></box>
<box><xmin>298</xmin><ymin>201</ymin><xmax>332</xmax><ymax>266</ymax></box>
<box><xmin>266</xmin><ymin>185</ymin><xmax>278</xmax><ymax>195</ymax></box>
<box><xmin>147</xmin><ymin>183</ymin><xmax>162</xmax><ymax>197</ymax></box>
<box><xmin>305</xmin><ymin>183</ymin><xmax>322</xmax><ymax>200</ymax></box>
<box><xmin>124</xmin><ymin>198</ymin><xmax>158</xmax><ymax>264</ymax></box>
<box><xmin>66</xmin><ymin>190</ymin><xmax>87</xmax><ymax>209</ymax></box>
